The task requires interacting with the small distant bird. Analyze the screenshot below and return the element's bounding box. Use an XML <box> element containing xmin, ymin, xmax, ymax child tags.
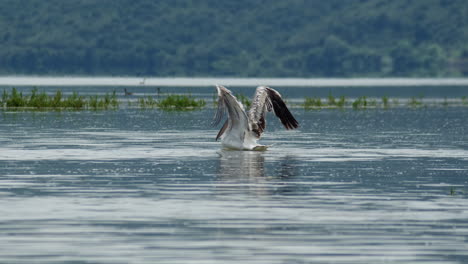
<box><xmin>213</xmin><ymin>85</ymin><xmax>299</xmax><ymax>151</ymax></box>
<box><xmin>124</xmin><ymin>88</ymin><xmax>133</xmax><ymax>96</ymax></box>
<box><xmin>139</xmin><ymin>78</ymin><xmax>146</xmax><ymax>85</ymax></box>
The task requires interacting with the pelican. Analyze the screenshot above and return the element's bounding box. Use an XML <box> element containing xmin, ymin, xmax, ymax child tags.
<box><xmin>213</xmin><ymin>85</ymin><xmax>299</xmax><ymax>151</ymax></box>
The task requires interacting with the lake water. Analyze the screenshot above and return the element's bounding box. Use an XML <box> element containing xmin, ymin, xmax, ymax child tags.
<box><xmin>1</xmin><ymin>82</ymin><xmax>468</xmax><ymax>263</ymax></box>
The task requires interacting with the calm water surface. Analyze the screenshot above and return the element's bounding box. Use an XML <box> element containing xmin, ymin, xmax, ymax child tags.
<box><xmin>1</xmin><ymin>87</ymin><xmax>468</xmax><ymax>263</ymax></box>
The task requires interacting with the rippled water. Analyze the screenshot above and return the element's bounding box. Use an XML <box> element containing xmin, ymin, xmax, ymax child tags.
<box><xmin>1</xmin><ymin>94</ymin><xmax>468</xmax><ymax>263</ymax></box>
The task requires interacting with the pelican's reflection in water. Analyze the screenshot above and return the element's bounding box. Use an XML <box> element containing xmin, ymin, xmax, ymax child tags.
<box><xmin>217</xmin><ymin>150</ymin><xmax>266</xmax><ymax>178</ymax></box>
<box><xmin>216</xmin><ymin>150</ymin><xmax>299</xmax><ymax>196</ymax></box>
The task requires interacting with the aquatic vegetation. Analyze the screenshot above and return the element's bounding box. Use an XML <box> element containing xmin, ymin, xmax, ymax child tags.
<box><xmin>0</xmin><ymin>88</ymin><xmax>119</xmax><ymax>110</ymax></box>
<box><xmin>236</xmin><ymin>93</ymin><xmax>251</xmax><ymax>108</ymax></box>
<box><xmin>327</xmin><ymin>93</ymin><xmax>336</xmax><ymax>106</ymax></box>
<box><xmin>159</xmin><ymin>94</ymin><xmax>206</xmax><ymax>110</ymax></box>
<box><xmin>2</xmin><ymin>88</ymin><xmax>465</xmax><ymax>112</ymax></box>
<box><xmin>450</xmin><ymin>187</ymin><xmax>456</xmax><ymax>196</ymax></box>
<box><xmin>212</xmin><ymin>92</ymin><xmax>218</xmax><ymax>106</ymax></box>
<box><xmin>4</xmin><ymin>88</ymin><xmax>28</xmax><ymax>107</ymax></box>
<box><xmin>88</xmin><ymin>91</ymin><xmax>119</xmax><ymax>110</ymax></box>
<box><xmin>382</xmin><ymin>95</ymin><xmax>389</xmax><ymax>108</ymax></box>
<box><xmin>303</xmin><ymin>97</ymin><xmax>323</xmax><ymax>109</ymax></box>
<box><xmin>0</xmin><ymin>88</ymin><xmax>202</xmax><ymax>111</ymax></box>
<box><xmin>461</xmin><ymin>96</ymin><xmax>467</xmax><ymax>106</ymax></box>
<box><xmin>138</xmin><ymin>96</ymin><xmax>159</xmax><ymax>108</ymax></box>
<box><xmin>352</xmin><ymin>96</ymin><xmax>368</xmax><ymax>109</ymax></box>
<box><xmin>139</xmin><ymin>94</ymin><xmax>206</xmax><ymax>110</ymax></box>
<box><xmin>64</xmin><ymin>92</ymin><xmax>86</xmax><ymax>109</ymax></box>
<box><xmin>326</xmin><ymin>93</ymin><xmax>346</xmax><ymax>108</ymax></box>
<box><xmin>368</xmin><ymin>98</ymin><xmax>378</xmax><ymax>107</ymax></box>
<box><xmin>408</xmin><ymin>96</ymin><xmax>424</xmax><ymax>107</ymax></box>
<box><xmin>442</xmin><ymin>97</ymin><xmax>449</xmax><ymax>107</ymax></box>
<box><xmin>336</xmin><ymin>96</ymin><xmax>346</xmax><ymax>108</ymax></box>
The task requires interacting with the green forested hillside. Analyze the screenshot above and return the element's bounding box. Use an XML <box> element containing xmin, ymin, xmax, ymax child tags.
<box><xmin>1</xmin><ymin>0</ymin><xmax>468</xmax><ymax>77</ymax></box>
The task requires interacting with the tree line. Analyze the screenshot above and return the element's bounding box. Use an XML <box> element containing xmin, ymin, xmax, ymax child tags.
<box><xmin>0</xmin><ymin>0</ymin><xmax>467</xmax><ymax>77</ymax></box>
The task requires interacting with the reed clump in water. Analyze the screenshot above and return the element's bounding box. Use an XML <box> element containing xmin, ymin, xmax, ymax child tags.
<box><xmin>139</xmin><ymin>94</ymin><xmax>206</xmax><ymax>110</ymax></box>
<box><xmin>408</xmin><ymin>96</ymin><xmax>424</xmax><ymax>107</ymax></box>
<box><xmin>335</xmin><ymin>96</ymin><xmax>346</xmax><ymax>108</ymax></box>
<box><xmin>462</xmin><ymin>96</ymin><xmax>468</xmax><ymax>106</ymax></box>
<box><xmin>327</xmin><ymin>93</ymin><xmax>336</xmax><ymax>106</ymax></box>
<box><xmin>138</xmin><ymin>96</ymin><xmax>158</xmax><ymax>108</ymax></box>
<box><xmin>382</xmin><ymin>95</ymin><xmax>389</xmax><ymax>108</ymax></box>
<box><xmin>236</xmin><ymin>94</ymin><xmax>251</xmax><ymax>108</ymax></box>
<box><xmin>158</xmin><ymin>94</ymin><xmax>206</xmax><ymax>110</ymax></box>
<box><xmin>326</xmin><ymin>93</ymin><xmax>346</xmax><ymax>109</ymax></box>
<box><xmin>0</xmin><ymin>88</ymin><xmax>119</xmax><ymax>110</ymax></box>
<box><xmin>301</xmin><ymin>93</ymin><xmax>468</xmax><ymax>109</ymax></box>
<box><xmin>304</xmin><ymin>94</ymin><xmax>347</xmax><ymax>109</ymax></box>
<box><xmin>442</xmin><ymin>97</ymin><xmax>449</xmax><ymax>107</ymax></box>
<box><xmin>303</xmin><ymin>97</ymin><xmax>323</xmax><ymax>109</ymax></box>
<box><xmin>352</xmin><ymin>96</ymin><xmax>368</xmax><ymax>109</ymax></box>
<box><xmin>88</xmin><ymin>91</ymin><xmax>119</xmax><ymax>110</ymax></box>
<box><xmin>304</xmin><ymin>92</ymin><xmax>395</xmax><ymax>110</ymax></box>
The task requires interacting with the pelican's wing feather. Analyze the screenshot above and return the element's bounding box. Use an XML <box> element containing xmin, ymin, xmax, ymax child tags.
<box><xmin>213</xmin><ymin>85</ymin><xmax>249</xmax><ymax>141</ymax></box>
<box><xmin>216</xmin><ymin>120</ymin><xmax>229</xmax><ymax>141</ymax></box>
<box><xmin>212</xmin><ymin>91</ymin><xmax>226</xmax><ymax>127</ymax></box>
<box><xmin>249</xmin><ymin>86</ymin><xmax>298</xmax><ymax>137</ymax></box>
<box><xmin>249</xmin><ymin>86</ymin><xmax>271</xmax><ymax>137</ymax></box>
<box><xmin>266</xmin><ymin>87</ymin><xmax>299</xmax><ymax>130</ymax></box>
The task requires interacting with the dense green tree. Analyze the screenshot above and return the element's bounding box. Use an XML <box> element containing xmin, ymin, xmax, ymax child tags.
<box><xmin>0</xmin><ymin>0</ymin><xmax>467</xmax><ymax>76</ymax></box>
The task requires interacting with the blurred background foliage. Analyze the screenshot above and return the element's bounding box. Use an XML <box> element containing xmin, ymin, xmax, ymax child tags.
<box><xmin>1</xmin><ymin>0</ymin><xmax>467</xmax><ymax>77</ymax></box>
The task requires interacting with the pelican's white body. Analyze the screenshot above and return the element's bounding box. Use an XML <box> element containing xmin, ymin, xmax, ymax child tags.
<box><xmin>221</xmin><ymin>126</ymin><xmax>260</xmax><ymax>150</ymax></box>
<box><xmin>216</xmin><ymin>98</ymin><xmax>260</xmax><ymax>150</ymax></box>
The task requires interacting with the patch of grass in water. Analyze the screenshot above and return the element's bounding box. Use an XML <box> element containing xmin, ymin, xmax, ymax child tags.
<box><xmin>382</xmin><ymin>95</ymin><xmax>389</xmax><ymax>108</ymax></box>
<box><xmin>3</xmin><ymin>87</ymin><xmax>27</xmax><ymax>107</ymax></box>
<box><xmin>462</xmin><ymin>96</ymin><xmax>468</xmax><ymax>106</ymax></box>
<box><xmin>442</xmin><ymin>97</ymin><xmax>449</xmax><ymax>107</ymax></box>
<box><xmin>88</xmin><ymin>91</ymin><xmax>119</xmax><ymax>110</ymax></box>
<box><xmin>326</xmin><ymin>93</ymin><xmax>346</xmax><ymax>109</ymax></box>
<box><xmin>336</xmin><ymin>96</ymin><xmax>346</xmax><ymax>108</ymax></box>
<box><xmin>140</xmin><ymin>94</ymin><xmax>206</xmax><ymax>110</ymax></box>
<box><xmin>1</xmin><ymin>88</ymin><xmax>119</xmax><ymax>110</ymax></box>
<box><xmin>236</xmin><ymin>93</ymin><xmax>251</xmax><ymax>108</ymax></box>
<box><xmin>304</xmin><ymin>94</ymin><xmax>345</xmax><ymax>109</ymax></box>
<box><xmin>304</xmin><ymin>97</ymin><xmax>323</xmax><ymax>109</ymax></box>
<box><xmin>138</xmin><ymin>96</ymin><xmax>158</xmax><ymax>108</ymax></box>
<box><xmin>327</xmin><ymin>93</ymin><xmax>336</xmax><ymax>106</ymax></box>
<box><xmin>64</xmin><ymin>92</ymin><xmax>86</xmax><ymax>109</ymax></box>
<box><xmin>450</xmin><ymin>187</ymin><xmax>456</xmax><ymax>196</ymax></box>
<box><xmin>408</xmin><ymin>96</ymin><xmax>424</xmax><ymax>107</ymax></box>
<box><xmin>159</xmin><ymin>94</ymin><xmax>206</xmax><ymax>110</ymax></box>
<box><xmin>352</xmin><ymin>96</ymin><xmax>368</xmax><ymax>109</ymax></box>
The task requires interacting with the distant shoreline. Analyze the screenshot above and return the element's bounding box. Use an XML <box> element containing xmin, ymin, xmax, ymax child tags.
<box><xmin>1</xmin><ymin>77</ymin><xmax>468</xmax><ymax>87</ymax></box>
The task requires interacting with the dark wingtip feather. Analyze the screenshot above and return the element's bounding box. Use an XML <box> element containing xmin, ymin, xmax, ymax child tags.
<box><xmin>266</xmin><ymin>88</ymin><xmax>299</xmax><ymax>130</ymax></box>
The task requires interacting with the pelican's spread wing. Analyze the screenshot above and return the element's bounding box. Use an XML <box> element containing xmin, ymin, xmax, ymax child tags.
<box><xmin>212</xmin><ymin>85</ymin><xmax>249</xmax><ymax>141</ymax></box>
<box><xmin>249</xmin><ymin>86</ymin><xmax>299</xmax><ymax>138</ymax></box>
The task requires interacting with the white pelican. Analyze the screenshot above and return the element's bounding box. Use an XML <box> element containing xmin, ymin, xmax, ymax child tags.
<box><xmin>213</xmin><ymin>85</ymin><xmax>299</xmax><ymax>151</ymax></box>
